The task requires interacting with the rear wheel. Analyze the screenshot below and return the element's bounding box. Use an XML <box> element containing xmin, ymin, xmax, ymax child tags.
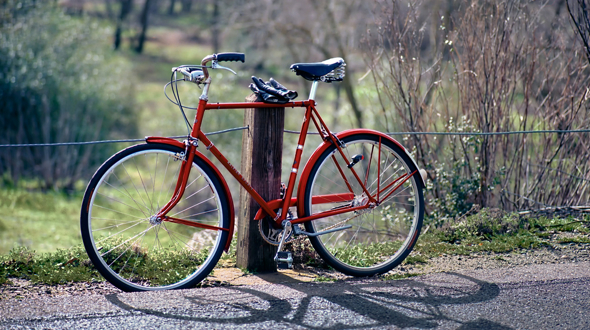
<box><xmin>81</xmin><ymin>143</ymin><xmax>230</xmax><ymax>291</ymax></box>
<box><xmin>303</xmin><ymin>133</ymin><xmax>424</xmax><ymax>276</ymax></box>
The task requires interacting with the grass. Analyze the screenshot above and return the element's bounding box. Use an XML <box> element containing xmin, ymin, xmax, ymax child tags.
<box><xmin>0</xmin><ymin>246</ymin><xmax>100</xmax><ymax>285</ymax></box>
<box><xmin>0</xmin><ymin>189</ymin><xmax>83</xmax><ymax>254</ymax></box>
<box><xmin>1</xmin><ymin>191</ymin><xmax>588</xmax><ymax>287</ymax></box>
<box><xmin>381</xmin><ymin>273</ymin><xmax>422</xmax><ymax>281</ymax></box>
<box><xmin>314</xmin><ymin>275</ymin><xmax>337</xmax><ymax>282</ymax></box>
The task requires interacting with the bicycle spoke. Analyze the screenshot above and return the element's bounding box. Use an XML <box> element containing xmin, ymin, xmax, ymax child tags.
<box><xmin>121</xmin><ymin>162</ymin><xmax>152</xmax><ymax>213</ymax></box>
<box><xmin>96</xmin><ymin>190</ymin><xmax>149</xmax><ymax>218</ymax></box>
<box><xmin>169</xmin><ymin>196</ymin><xmax>216</xmax><ymax>218</ymax></box>
<box><xmin>133</xmin><ymin>155</ymin><xmax>155</xmax><ymax>213</ymax></box>
<box><xmin>108</xmin><ymin>171</ymin><xmax>152</xmax><ymax>218</ymax></box>
<box><xmin>92</xmin><ymin>202</ymin><xmax>148</xmax><ymax>221</ymax></box>
<box><xmin>92</xmin><ymin>219</ymin><xmax>147</xmax><ymax>231</ymax></box>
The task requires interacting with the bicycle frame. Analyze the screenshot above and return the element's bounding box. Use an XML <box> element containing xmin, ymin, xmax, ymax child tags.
<box><xmin>146</xmin><ymin>82</ymin><xmax>420</xmax><ymax>252</ymax></box>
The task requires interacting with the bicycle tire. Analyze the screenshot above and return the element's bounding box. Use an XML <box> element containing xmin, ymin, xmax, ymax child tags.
<box><xmin>81</xmin><ymin>143</ymin><xmax>230</xmax><ymax>291</ymax></box>
<box><xmin>303</xmin><ymin>133</ymin><xmax>424</xmax><ymax>276</ymax></box>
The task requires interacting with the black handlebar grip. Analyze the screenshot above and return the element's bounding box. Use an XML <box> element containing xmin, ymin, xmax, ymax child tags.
<box><xmin>215</xmin><ymin>52</ymin><xmax>245</xmax><ymax>63</ymax></box>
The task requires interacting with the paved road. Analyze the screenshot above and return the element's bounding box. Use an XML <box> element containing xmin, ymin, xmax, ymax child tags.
<box><xmin>1</xmin><ymin>262</ymin><xmax>589</xmax><ymax>329</ymax></box>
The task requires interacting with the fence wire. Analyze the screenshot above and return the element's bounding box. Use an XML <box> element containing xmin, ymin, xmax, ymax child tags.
<box><xmin>0</xmin><ymin>126</ymin><xmax>250</xmax><ymax>148</ymax></box>
<box><xmin>285</xmin><ymin>128</ymin><xmax>590</xmax><ymax>136</ymax></box>
<box><xmin>1</xmin><ymin>127</ymin><xmax>589</xmax><ymax>148</ymax></box>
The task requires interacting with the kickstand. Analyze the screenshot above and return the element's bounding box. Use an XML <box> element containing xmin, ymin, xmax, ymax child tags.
<box><xmin>274</xmin><ymin>221</ymin><xmax>293</xmax><ymax>269</ymax></box>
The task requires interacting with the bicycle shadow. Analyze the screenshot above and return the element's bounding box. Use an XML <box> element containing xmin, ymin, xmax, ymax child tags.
<box><xmin>105</xmin><ymin>272</ymin><xmax>510</xmax><ymax>329</ymax></box>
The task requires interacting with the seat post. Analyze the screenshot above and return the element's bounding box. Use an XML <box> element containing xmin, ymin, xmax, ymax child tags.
<box><xmin>308</xmin><ymin>81</ymin><xmax>319</xmax><ymax>100</ymax></box>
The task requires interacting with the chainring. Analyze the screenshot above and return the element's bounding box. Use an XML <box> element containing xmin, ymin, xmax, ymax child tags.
<box><xmin>258</xmin><ymin>209</ymin><xmax>300</xmax><ymax>246</ymax></box>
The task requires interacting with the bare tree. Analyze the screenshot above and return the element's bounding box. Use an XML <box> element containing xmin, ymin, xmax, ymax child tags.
<box><xmin>181</xmin><ymin>0</ymin><xmax>193</xmax><ymax>12</ymax></box>
<box><xmin>567</xmin><ymin>0</ymin><xmax>590</xmax><ymax>64</ymax></box>
<box><xmin>366</xmin><ymin>0</ymin><xmax>590</xmax><ymax>215</ymax></box>
<box><xmin>211</xmin><ymin>0</ymin><xmax>220</xmax><ymax>53</ymax></box>
<box><xmin>135</xmin><ymin>0</ymin><xmax>153</xmax><ymax>53</ymax></box>
<box><xmin>168</xmin><ymin>0</ymin><xmax>177</xmax><ymax>15</ymax></box>
<box><xmin>227</xmin><ymin>0</ymin><xmax>371</xmax><ymax>128</ymax></box>
<box><xmin>114</xmin><ymin>0</ymin><xmax>133</xmax><ymax>50</ymax></box>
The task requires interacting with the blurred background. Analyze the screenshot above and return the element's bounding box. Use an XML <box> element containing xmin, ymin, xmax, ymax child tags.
<box><xmin>1</xmin><ymin>0</ymin><xmax>589</xmax><ymax>254</ymax></box>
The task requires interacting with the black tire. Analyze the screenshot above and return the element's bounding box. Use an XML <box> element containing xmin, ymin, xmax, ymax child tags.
<box><xmin>81</xmin><ymin>143</ymin><xmax>230</xmax><ymax>291</ymax></box>
<box><xmin>303</xmin><ymin>133</ymin><xmax>424</xmax><ymax>277</ymax></box>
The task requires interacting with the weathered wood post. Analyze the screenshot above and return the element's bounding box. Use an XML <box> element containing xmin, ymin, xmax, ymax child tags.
<box><xmin>236</xmin><ymin>94</ymin><xmax>284</xmax><ymax>272</ymax></box>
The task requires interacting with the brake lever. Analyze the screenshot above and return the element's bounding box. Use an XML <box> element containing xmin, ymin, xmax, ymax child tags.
<box><xmin>211</xmin><ymin>61</ymin><xmax>237</xmax><ymax>75</ymax></box>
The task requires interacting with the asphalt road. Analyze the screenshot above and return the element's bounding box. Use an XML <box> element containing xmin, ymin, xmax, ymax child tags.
<box><xmin>1</xmin><ymin>261</ymin><xmax>589</xmax><ymax>329</ymax></box>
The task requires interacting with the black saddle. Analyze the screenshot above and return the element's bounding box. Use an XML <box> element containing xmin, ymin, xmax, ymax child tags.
<box><xmin>290</xmin><ymin>58</ymin><xmax>345</xmax><ymax>81</ymax></box>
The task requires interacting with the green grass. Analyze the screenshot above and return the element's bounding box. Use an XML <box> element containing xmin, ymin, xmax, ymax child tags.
<box><xmin>556</xmin><ymin>236</ymin><xmax>590</xmax><ymax>244</ymax></box>
<box><xmin>0</xmin><ymin>246</ymin><xmax>100</xmax><ymax>285</ymax></box>
<box><xmin>314</xmin><ymin>275</ymin><xmax>337</xmax><ymax>282</ymax></box>
<box><xmin>0</xmin><ymin>189</ymin><xmax>83</xmax><ymax>254</ymax></box>
<box><xmin>381</xmin><ymin>272</ymin><xmax>422</xmax><ymax>281</ymax></box>
<box><xmin>0</xmin><ymin>202</ymin><xmax>590</xmax><ymax>284</ymax></box>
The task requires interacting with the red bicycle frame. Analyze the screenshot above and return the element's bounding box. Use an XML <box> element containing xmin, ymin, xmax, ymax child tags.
<box><xmin>146</xmin><ymin>90</ymin><xmax>418</xmax><ymax>243</ymax></box>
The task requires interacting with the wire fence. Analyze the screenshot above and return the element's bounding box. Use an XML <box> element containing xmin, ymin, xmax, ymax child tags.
<box><xmin>2</xmin><ymin>128</ymin><xmax>590</xmax><ymax>147</ymax></box>
<box><xmin>1</xmin><ymin>126</ymin><xmax>589</xmax><ymax>214</ymax></box>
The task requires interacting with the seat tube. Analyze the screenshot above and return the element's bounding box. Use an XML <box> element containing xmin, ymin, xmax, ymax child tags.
<box><xmin>278</xmin><ymin>103</ymin><xmax>314</xmax><ymax>222</ymax></box>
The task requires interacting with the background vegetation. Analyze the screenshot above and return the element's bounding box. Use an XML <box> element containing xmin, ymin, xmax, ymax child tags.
<box><xmin>1</xmin><ymin>0</ymin><xmax>589</xmax><ymax>257</ymax></box>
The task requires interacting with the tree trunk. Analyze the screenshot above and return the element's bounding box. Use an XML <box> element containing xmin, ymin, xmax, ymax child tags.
<box><xmin>104</xmin><ymin>0</ymin><xmax>114</xmax><ymax>19</ymax></box>
<box><xmin>114</xmin><ymin>0</ymin><xmax>133</xmax><ymax>50</ymax></box>
<box><xmin>168</xmin><ymin>0</ymin><xmax>176</xmax><ymax>15</ymax></box>
<box><xmin>211</xmin><ymin>1</ymin><xmax>220</xmax><ymax>53</ymax></box>
<box><xmin>181</xmin><ymin>0</ymin><xmax>192</xmax><ymax>12</ymax></box>
<box><xmin>135</xmin><ymin>0</ymin><xmax>152</xmax><ymax>53</ymax></box>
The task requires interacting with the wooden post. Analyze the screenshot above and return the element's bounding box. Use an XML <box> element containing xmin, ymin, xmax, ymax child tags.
<box><xmin>236</xmin><ymin>94</ymin><xmax>284</xmax><ymax>272</ymax></box>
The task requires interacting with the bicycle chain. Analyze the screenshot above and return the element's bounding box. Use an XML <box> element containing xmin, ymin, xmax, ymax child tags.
<box><xmin>259</xmin><ymin>205</ymin><xmax>372</xmax><ymax>245</ymax></box>
<box><xmin>290</xmin><ymin>210</ymin><xmax>367</xmax><ymax>244</ymax></box>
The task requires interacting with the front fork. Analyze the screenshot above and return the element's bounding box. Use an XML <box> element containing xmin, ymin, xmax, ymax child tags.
<box><xmin>154</xmin><ymin>140</ymin><xmax>197</xmax><ymax>221</ymax></box>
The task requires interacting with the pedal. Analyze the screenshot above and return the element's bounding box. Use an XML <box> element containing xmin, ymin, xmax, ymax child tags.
<box><xmin>276</xmin><ymin>251</ymin><xmax>293</xmax><ymax>269</ymax></box>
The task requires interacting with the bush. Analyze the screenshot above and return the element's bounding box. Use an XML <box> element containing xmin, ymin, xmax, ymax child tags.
<box><xmin>0</xmin><ymin>246</ymin><xmax>100</xmax><ymax>285</ymax></box>
<box><xmin>437</xmin><ymin>207</ymin><xmax>525</xmax><ymax>244</ymax></box>
<box><xmin>0</xmin><ymin>0</ymin><xmax>137</xmax><ymax>190</ymax></box>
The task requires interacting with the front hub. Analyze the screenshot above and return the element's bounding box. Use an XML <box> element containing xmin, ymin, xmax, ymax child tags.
<box><xmin>149</xmin><ymin>215</ymin><xmax>162</xmax><ymax>226</ymax></box>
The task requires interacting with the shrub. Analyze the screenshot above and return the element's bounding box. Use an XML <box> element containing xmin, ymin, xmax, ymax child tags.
<box><xmin>0</xmin><ymin>0</ymin><xmax>137</xmax><ymax>190</ymax></box>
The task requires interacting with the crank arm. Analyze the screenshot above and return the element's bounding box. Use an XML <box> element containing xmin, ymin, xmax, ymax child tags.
<box><xmin>293</xmin><ymin>224</ymin><xmax>352</xmax><ymax>237</ymax></box>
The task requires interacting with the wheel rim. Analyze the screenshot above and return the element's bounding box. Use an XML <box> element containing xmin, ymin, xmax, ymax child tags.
<box><xmin>86</xmin><ymin>148</ymin><xmax>225</xmax><ymax>290</ymax></box>
<box><xmin>307</xmin><ymin>138</ymin><xmax>422</xmax><ymax>271</ymax></box>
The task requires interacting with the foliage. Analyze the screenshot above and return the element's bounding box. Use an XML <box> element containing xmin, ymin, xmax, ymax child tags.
<box><xmin>365</xmin><ymin>0</ymin><xmax>590</xmax><ymax>216</ymax></box>
<box><xmin>1</xmin><ymin>207</ymin><xmax>589</xmax><ymax>285</ymax></box>
<box><xmin>0</xmin><ymin>246</ymin><xmax>100</xmax><ymax>285</ymax></box>
<box><xmin>0</xmin><ymin>0</ymin><xmax>137</xmax><ymax>190</ymax></box>
<box><xmin>436</xmin><ymin>208</ymin><xmax>524</xmax><ymax>244</ymax></box>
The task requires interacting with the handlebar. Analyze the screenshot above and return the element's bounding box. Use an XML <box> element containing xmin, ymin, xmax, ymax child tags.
<box><xmin>172</xmin><ymin>52</ymin><xmax>245</xmax><ymax>84</ymax></box>
<box><xmin>216</xmin><ymin>52</ymin><xmax>245</xmax><ymax>63</ymax></box>
<box><xmin>200</xmin><ymin>52</ymin><xmax>245</xmax><ymax>80</ymax></box>
<box><xmin>169</xmin><ymin>52</ymin><xmax>245</xmax><ymax>102</ymax></box>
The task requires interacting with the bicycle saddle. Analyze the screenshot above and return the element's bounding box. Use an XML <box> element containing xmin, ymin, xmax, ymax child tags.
<box><xmin>290</xmin><ymin>57</ymin><xmax>345</xmax><ymax>81</ymax></box>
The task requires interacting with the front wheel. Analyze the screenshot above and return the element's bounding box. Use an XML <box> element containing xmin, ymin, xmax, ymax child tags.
<box><xmin>303</xmin><ymin>133</ymin><xmax>424</xmax><ymax>277</ymax></box>
<box><xmin>80</xmin><ymin>143</ymin><xmax>230</xmax><ymax>291</ymax></box>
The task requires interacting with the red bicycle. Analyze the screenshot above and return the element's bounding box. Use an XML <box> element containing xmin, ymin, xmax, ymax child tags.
<box><xmin>80</xmin><ymin>53</ymin><xmax>426</xmax><ymax>292</ymax></box>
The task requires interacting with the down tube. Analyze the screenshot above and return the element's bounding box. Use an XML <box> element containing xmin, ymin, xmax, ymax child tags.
<box><xmin>197</xmin><ymin>131</ymin><xmax>278</xmax><ymax>220</ymax></box>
